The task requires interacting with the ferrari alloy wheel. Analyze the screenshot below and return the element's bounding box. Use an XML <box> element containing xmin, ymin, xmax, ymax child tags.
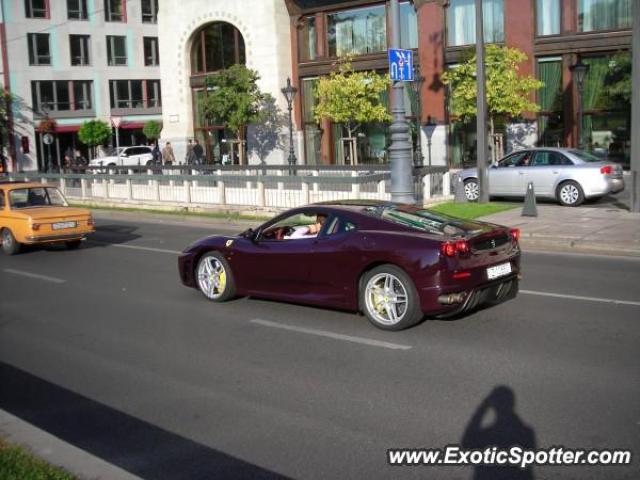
<box><xmin>361</xmin><ymin>265</ymin><xmax>423</xmax><ymax>331</ymax></box>
<box><xmin>557</xmin><ymin>181</ymin><xmax>584</xmax><ymax>207</ymax></box>
<box><xmin>464</xmin><ymin>179</ymin><xmax>480</xmax><ymax>202</ymax></box>
<box><xmin>196</xmin><ymin>252</ymin><xmax>235</xmax><ymax>302</ymax></box>
<box><xmin>1</xmin><ymin>229</ymin><xmax>20</xmax><ymax>256</ymax></box>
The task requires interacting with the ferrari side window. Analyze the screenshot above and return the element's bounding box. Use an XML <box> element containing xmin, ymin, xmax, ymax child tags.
<box><xmin>325</xmin><ymin>216</ymin><xmax>356</xmax><ymax>236</ymax></box>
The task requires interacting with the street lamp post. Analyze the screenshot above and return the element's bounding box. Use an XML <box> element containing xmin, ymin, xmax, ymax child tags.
<box><xmin>632</xmin><ymin>0</ymin><xmax>640</xmax><ymax>213</ymax></box>
<box><xmin>569</xmin><ymin>59</ymin><xmax>589</xmax><ymax>150</ymax></box>
<box><xmin>474</xmin><ymin>0</ymin><xmax>490</xmax><ymax>203</ymax></box>
<box><xmin>424</xmin><ymin>116</ymin><xmax>437</xmax><ymax>168</ymax></box>
<box><xmin>281</xmin><ymin>77</ymin><xmax>298</xmax><ymax>174</ymax></box>
<box><xmin>40</xmin><ymin>101</ymin><xmax>52</xmax><ymax>173</ymax></box>
<box><xmin>388</xmin><ymin>0</ymin><xmax>415</xmax><ymax>203</ymax></box>
<box><xmin>410</xmin><ymin>68</ymin><xmax>425</xmax><ymax>167</ymax></box>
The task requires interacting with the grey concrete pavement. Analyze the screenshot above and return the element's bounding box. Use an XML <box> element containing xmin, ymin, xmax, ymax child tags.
<box><xmin>0</xmin><ymin>217</ymin><xmax>639</xmax><ymax>479</ymax></box>
<box><xmin>480</xmin><ymin>205</ymin><xmax>640</xmax><ymax>257</ymax></box>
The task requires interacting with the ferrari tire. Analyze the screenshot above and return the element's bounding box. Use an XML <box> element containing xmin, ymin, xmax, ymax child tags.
<box><xmin>557</xmin><ymin>180</ymin><xmax>584</xmax><ymax>207</ymax></box>
<box><xmin>360</xmin><ymin>264</ymin><xmax>423</xmax><ymax>331</ymax></box>
<box><xmin>196</xmin><ymin>252</ymin><xmax>236</xmax><ymax>302</ymax></box>
<box><xmin>1</xmin><ymin>228</ymin><xmax>20</xmax><ymax>255</ymax></box>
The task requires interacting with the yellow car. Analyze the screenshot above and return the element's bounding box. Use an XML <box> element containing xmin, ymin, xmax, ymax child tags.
<box><xmin>0</xmin><ymin>181</ymin><xmax>95</xmax><ymax>255</ymax></box>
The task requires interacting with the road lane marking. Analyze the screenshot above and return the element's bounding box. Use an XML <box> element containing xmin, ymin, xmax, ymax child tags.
<box><xmin>3</xmin><ymin>269</ymin><xmax>66</xmax><ymax>284</ymax></box>
<box><xmin>88</xmin><ymin>240</ymin><xmax>181</xmax><ymax>255</ymax></box>
<box><xmin>520</xmin><ymin>290</ymin><xmax>640</xmax><ymax>307</ymax></box>
<box><xmin>250</xmin><ymin>319</ymin><xmax>412</xmax><ymax>350</ymax></box>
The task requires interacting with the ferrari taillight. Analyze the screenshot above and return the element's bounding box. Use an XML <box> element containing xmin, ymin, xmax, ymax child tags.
<box><xmin>509</xmin><ymin>228</ymin><xmax>520</xmax><ymax>243</ymax></box>
<box><xmin>441</xmin><ymin>240</ymin><xmax>470</xmax><ymax>257</ymax></box>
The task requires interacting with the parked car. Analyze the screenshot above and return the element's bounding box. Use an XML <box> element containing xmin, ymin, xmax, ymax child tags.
<box><xmin>458</xmin><ymin>148</ymin><xmax>625</xmax><ymax>206</ymax></box>
<box><xmin>0</xmin><ymin>181</ymin><xmax>95</xmax><ymax>255</ymax></box>
<box><xmin>178</xmin><ymin>201</ymin><xmax>521</xmax><ymax>331</ymax></box>
<box><xmin>88</xmin><ymin>146</ymin><xmax>154</xmax><ymax>168</ymax></box>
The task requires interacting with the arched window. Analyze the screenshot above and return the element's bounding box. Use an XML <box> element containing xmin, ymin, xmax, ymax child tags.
<box><xmin>191</xmin><ymin>22</ymin><xmax>245</xmax><ymax>75</ymax></box>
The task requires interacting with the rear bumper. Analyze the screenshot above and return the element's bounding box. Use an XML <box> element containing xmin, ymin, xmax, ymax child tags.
<box><xmin>584</xmin><ymin>176</ymin><xmax>624</xmax><ymax>197</ymax></box>
<box><xmin>23</xmin><ymin>232</ymin><xmax>91</xmax><ymax>244</ymax></box>
<box><xmin>434</xmin><ymin>274</ymin><xmax>519</xmax><ymax>318</ymax></box>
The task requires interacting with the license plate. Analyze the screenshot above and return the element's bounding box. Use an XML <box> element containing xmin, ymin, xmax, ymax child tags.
<box><xmin>487</xmin><ymin>262</ymin><xmax>512</xmax><ymax>280</ymax></box>
<box><xmin>52</xmin><ymin>221</ymin><xmax>77</xmax><ymax>230</ymax></box>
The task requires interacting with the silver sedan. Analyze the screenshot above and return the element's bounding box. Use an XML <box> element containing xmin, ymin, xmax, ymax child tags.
<box><xmin>457</xmin><ymin>148</ymin><xmax>624</xmax><ymax>206</ymax></box>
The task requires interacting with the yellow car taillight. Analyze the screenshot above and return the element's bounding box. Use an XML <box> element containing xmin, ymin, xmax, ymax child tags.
<box><xmin>32</xmin><ymin>223</ymin><xmax>41</xmax><ymax>231</ymax></box>
<box><xmin>87</xmin><ymin>216</ymin><xmax>95</xmax><ymax>227</ymax></box>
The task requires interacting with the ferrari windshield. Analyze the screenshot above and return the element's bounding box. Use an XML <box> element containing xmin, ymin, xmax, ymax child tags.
<box><xmin>9</xmin><ymin>187</ymin><xmax>68</xmax><ymax>209</ymax></box>
<box><xmin>364</xmin><ymin>205</ymin><xmax>466</xmax><ymax>236</ymax></box>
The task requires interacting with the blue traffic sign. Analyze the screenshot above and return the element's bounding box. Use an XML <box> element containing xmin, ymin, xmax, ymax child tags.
<box><xmin>388</xmin><ymin>48</ymin><xmax>414</xmax><ymax>81</ymax></box>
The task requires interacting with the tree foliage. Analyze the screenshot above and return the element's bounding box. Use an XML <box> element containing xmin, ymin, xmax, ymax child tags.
<box><xmin>247</xmin><ymin>94</ymin><xmax>287</xmax><ymax>164</ymax></box>
<box><xmin>442</xmin><ymin>45</ymin><xmax>543</xmax><ymax>122</ymax></box>
<box><xmin>0</xmin><ymin>90</ymin><xmax>11</xmax><ymax>136</ymax></box>
<box><xmin>202</xmin><ymin>65</ymin><xmax>266</xmax><ymax>139</ymax></box>
<box><xmin>314</xmin><ymin>59</ymin><xmax>391</xmax><ymax>138</ymax></box>
<box><xmin>78</xmin><ymin>119</ymin><xmax>112</xmax><ymax>159</ymax></box>
<box><xmin>602</xmin><ymin>52</ymin><xmax>631</xmax><ymax>109</ymax></box>
<box><xmin>143</xmin><ymin>120</ymin><xmax>163</xmax><ymax>142</ymax></box>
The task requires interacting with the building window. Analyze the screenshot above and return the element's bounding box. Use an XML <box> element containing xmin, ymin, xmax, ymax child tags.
<box><xmin>141</xmin><ymin>0</ymin><xmax>158</xmax><ymax>23</ymax></box>
<box><xmin>143</xmin><ymin>37</ymin><xmax>159</xmax><ymax>66</ymax></box>
<box><xmin>191</xmin><ymin>22</ymin><xmax>246</xmax><ymax>74</ymax></box>
<box><xmin>70</xmin><ymin>35</ymin><xmax>91</xmax><ymax>66</ymax></box>
<box><xmin>327</xmin><ymin>5</ymin><xmax>386</xmax><ymax>57</ymax></box>
<box><xmin>400</xmin><ymin>2</ymin><xmax>418</xmax><ymax>49</ymax></box>
<box><xmin>25</xmin><ymin>0</ymin><xmax>48</xmax><ymax>18</ymax></box>
<box><xmin>536</xmin><ymin>0</ymin><xmax>560</xmax><ymax>36</ymax></box>
<box><xmin>104</xmin><ymin>0</ymin><xmax>125</xmax><ymax>22</ymax></box>
<box><xmin>67</xmin><ymin>0</ymin><xmax>88</xmax><ymax>20</ymax></box>
<box><xmin>299</xmin><ymin>16</ymin><xmax>317</xmax><ymax>62</ymax></box>
<box><xmin>106</xmin><ymin>35</ymin><xmax>127</xmax><ymax>66</ymax></box>
<box><xmin>447</xmin><ymin>0</ymin><xmax>504</xmax><ymax>47</ymax></box>
<box><xmin>537</xmin><ymin>57</ymin><xmax>564</xmax><ymax>146</ymax></box>
<box><xmin>31</xmin><ymin>80</ymin><xmax>93</xmax><ymax>112</ymax></box>
<box><xmin>580</xmin><ymin>53</ymin><xmax>631</xmax><ymax>165</ymax></box>
<box><xmin>27</xmin><ymin>33</ymin><xmax>50</xmax><ymax>65</ymax></box>
<box><xmin>109</xmin><ymin>80</ymin><xmax>161</xmax><ymax>109</ymax></box>
<box><xmin>302</xmin><ymin>78</ymin><xmax>321</xmax><ymax>164</ymax></box>
<box><xmin>578</xmin><ymin>0</ymin><xmax>631</xmax><ymax>32</ymax></box>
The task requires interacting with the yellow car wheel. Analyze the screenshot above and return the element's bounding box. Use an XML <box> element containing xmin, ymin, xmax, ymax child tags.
<box><xmin>1</xmin><ymin>228</ymin><xmax>20</xmax><ymax>256</ymax></box>
<box><xmin>196</xmin><ymin>252</ymin><xmax>236</xmax><ymax>302</ymax></box>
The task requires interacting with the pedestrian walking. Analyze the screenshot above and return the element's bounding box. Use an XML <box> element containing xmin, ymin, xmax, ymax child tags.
<box><xmin>185</xmin><ymin>139</ymin><xmax>194</xmax><ymax>165</ymax></box>
<box><xmin>192</xmin><ymin>139</ymin><xmax>204</xmax><ymax>165</ymax></box>
<box><xmin>162</xmin><ymin>141</ymin><xmax>175</xmax><ymax>166</ymax></box>
<box><xmin>152</xmin><ymin>143</ymin><xmax>162</xmax><ymax>165</ymax></box>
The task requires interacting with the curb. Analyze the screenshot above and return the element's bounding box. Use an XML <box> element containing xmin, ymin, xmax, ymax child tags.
<box><xmin>0</xmin><ymin>409</ymin><xmax>142</xmax><ymax>480</ymax></box>
<box><xmin>520</xmin><ymin>238</ymin><xmax>640</xmax><ymax>258</ymax></box>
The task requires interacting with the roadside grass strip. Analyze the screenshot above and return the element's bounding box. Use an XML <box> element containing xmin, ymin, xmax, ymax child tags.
<box><xmin>0</xmin><ymin>437</ymin><xmax>78</xmax><ymax>480</ymax></box>
<box><xmin>429</xmin><ymin>202</ymin><xmax>517</xmax><ymax>219</ymax></box>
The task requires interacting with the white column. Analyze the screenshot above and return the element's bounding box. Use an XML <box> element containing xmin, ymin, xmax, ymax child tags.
<box><xmin>184</xmin><ymin>180</ymin><xmax>191</xmax><ymax>204</ymax></box>
<box><xmin>257</xmin><ymin>181</ymin><xmax>265</xmax><ymax>207</ymax></box>
<box><xmin>218</xmin><ymin>180</ymin><xmax>226</xmax><ymax>205</ymax></box>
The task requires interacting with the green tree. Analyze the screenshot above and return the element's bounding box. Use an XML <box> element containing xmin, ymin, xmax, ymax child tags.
<box><xmin>143</xmin><ymin>120</ymin><xmax>163</xmax><ymax>144</ymax></box>
<box><xmin>202</xmin><ymin>65</ymin><xmax>266</xmax><ymax>164</ymax></box>
<box><xmin>314</xmin><ymin>59</ymin><xmax>390</xmax><ymax>162</ymax></box>
<box><xmin>442</xmin><ymin>45</ymin><xmax>543</xmax><ymax>160</ymax></box>
<box><xmin>78</xmin><ymin>119</ymin><xmax>112</xmax><ymax>159</ymax></box>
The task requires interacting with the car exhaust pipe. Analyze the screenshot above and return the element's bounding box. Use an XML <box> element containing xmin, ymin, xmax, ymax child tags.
<box><xmin>438</xmin><ymin>292</ymin><xmax>467</xmax><ymax>305</ymax></box>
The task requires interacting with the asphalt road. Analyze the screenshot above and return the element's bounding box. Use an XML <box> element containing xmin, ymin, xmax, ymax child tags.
<box><xmin>1</xmin><ymin>214</ymin><xmax>639</xmax><ymax>480</ymax></box>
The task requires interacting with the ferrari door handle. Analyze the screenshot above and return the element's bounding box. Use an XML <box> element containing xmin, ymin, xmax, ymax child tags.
<box><xmin>552</xmin><ymin>171</ymin><xmax>559</xmax><ymax>174</ymax></box>
<box><xmin>518</xmin><ymin>172</ymin><xmax>525</xmax><ymax>175</ymax></box>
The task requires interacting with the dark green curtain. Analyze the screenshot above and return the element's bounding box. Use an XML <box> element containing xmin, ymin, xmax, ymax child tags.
<box><xmin>582</xmin><ymin>57</ymin><xmax>610</xmax><ymax>111</ymax></box>
<box><xmin>538</xmin><ymin>60</ymin><xmax>562</xmax><ymax>112</ymax></box>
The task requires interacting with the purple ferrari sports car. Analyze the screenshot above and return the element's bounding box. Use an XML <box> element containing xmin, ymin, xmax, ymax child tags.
<box><xmin>178</xmin><ymin>201</ymin><xmax>521</xmax><ymax>330</ymax></box>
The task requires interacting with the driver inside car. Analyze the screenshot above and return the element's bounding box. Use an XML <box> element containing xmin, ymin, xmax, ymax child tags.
<box><xmin>285</xmin><ymin>214</ymin><xmax>327</xmax><ymax>239</ymax></box>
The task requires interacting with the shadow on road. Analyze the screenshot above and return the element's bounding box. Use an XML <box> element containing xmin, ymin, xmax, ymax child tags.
<box><xmin>0</xmin><ymin>362</ymin><xmax>289</xmax><ymax>480</ymax></box>
<box><xmin>461</xmin><ymin>385</ymin><xmax>536</xmax><ymax>480</ymax></box>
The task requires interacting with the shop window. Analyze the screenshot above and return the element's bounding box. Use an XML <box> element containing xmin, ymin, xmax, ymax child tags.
<box><xmin>578</xmin><ymin>0</ymin><xmax>631</xmax><ymax>32</ymax></box>
<box><xmin>327</xmin><ymin>5</ymin><xmax>386</xmax><ymax>57</ymax></box>
<box><xmin>447</xmin><ymin>0</ymin><xmax>504</xmax><ymax>46</ymax></box>
<box><xmin>536</xmin><ymin>0</ymin><xmax>560</xmax><ymax>36</ymax></box>
<box><xmin>400</xmin><ymin>2</ymin><xmax>418</xmax><ymax>49</ymax></box>
<box><xmin>299</xmin><ymin>17</ymin><xmax>317</xmax><ymax>62</ymax></box>
<box><xmin>537</xmin><ymin>57</ymin><xmax>564</xmax><ymax>146</ymax></box>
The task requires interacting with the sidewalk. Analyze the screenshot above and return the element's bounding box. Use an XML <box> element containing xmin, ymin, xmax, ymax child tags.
<box><xmin>479</xmin><ymin>205</ymin><xmax>640</xmax><ymax>257</ymax></box>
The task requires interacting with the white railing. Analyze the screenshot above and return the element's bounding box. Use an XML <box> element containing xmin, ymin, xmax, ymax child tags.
<box><xmin>9</xmin><ymin>168</ymin><xmax>451</xmax><ymax>211</ymax></box>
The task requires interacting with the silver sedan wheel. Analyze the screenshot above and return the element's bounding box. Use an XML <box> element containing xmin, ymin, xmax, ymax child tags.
<box><xmin>197</xmin><ymin>256</ymin><xmax>227</xmax><ymax>300</ymax></box>
<box><xmin>364</xmin><ymin>273</ymin><xmax>409</xmax><ymax>326</ymax></box>
<box><xmin>559</xmin><ymin>183</ymin><xmax>580</xmax><ymax>205</ymax></box>
<box><xmin>464</xmin><ymin>180</ymin><xmax>480</xmax><ymax>201</ymax></box>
